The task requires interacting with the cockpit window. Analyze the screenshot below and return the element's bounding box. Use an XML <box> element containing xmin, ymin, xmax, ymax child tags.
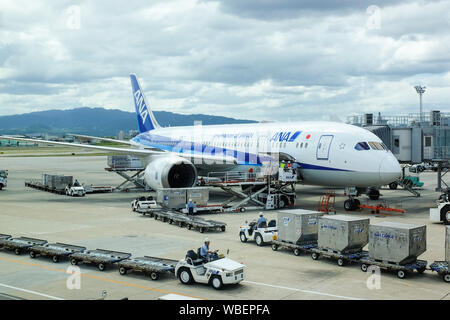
<box><xmin>354</xmin><ymin>142</ymin><xmax>370</xmax><ymax>151</ymax></box>
<box><xmin>368</xmin><ymin>141</ymin><xmax>386</xmax><ymax>150</ymax></box>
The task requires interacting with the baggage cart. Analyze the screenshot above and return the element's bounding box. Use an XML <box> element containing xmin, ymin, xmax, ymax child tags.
<box><xmin>185</xmin><ymin>217</ymin><xmax>227</xmax><ymax>233</ymax></box>
<box><xmin>359</xmin><ymin>257</ymin><xmax>428</xmax><ymax>279</ymax></box>
<box><xmin>117</xmin><ymin>256</ymin><xmax>178</xmax><ymax>280</ymax></box>
<box><xmin>29</xmin><ymin>243</ymin><xmax>86</xmax><ymax>263</ymax></box>
<box><xmin>271</xmin><ymin>239</ymin><xmax>317</xmax><ymax>256</ymax></box>
<box><xmin>309</xmin><ymin>248</ymin><xmax>369</xmax><ymax>266</ymax></box>
<box><xmin>429</xmin><ymin>261</ymin><xmax>450</xmax><ymax>283</ymax></box>
<box><xmin>0</xmin><ymin>236</ymin><xmax>47</xmax><ymax>255</ymax></box>
<box><xmin>69</xmin><ymin>249</ymin><xmax>132</xmax><ymax>271</ymax></box>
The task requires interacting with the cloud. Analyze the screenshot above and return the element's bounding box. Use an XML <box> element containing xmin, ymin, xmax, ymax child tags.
<box><xmin>0</xmin><ymin>0</ymin><xmax>448</xmax><ymax>123</ymax></box>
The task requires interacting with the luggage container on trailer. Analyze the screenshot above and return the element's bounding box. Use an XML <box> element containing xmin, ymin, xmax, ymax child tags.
<box><xmin>429</xmin><ymin>226</ymin><xmax>450</xmax><ymax>282</ymax></box>
<box><xmin>310</xmin><ymin>215</ymin><xmax>370</xmax><ymax>265</ymax></box>
<box><xmin>271</xmin><ymin>209</ymin><xmax>321</xmax><ymax>256</ymax></box>
<box><xmin>359</xmin><ymin>222</ymin><xmax>427</xmax><ymax>279</ymax></box>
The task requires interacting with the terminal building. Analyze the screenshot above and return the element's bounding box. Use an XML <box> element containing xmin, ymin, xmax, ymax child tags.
<box><xmin>347</xmin><ymin>111</ymin><xmax>450</xmax><ymax>191</ymax></box>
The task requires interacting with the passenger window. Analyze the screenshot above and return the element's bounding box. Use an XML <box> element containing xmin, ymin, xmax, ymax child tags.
<box><xmin>305</xmin><ymin>143</ymin><xmax>308</xmax><ymax>148</ymax></box>
<box><xmin>354</xmin><ymin>142</ymin><xmax>370</xmax><ymax>151</ymax></box>
<box><xmin>300</xmin><ymin>143</ymin><xmax>303</xmax><ymax>148</ymax></box>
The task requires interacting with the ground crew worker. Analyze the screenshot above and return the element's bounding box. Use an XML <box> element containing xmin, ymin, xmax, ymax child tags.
<box><xmin>73</xmin><ymin>179</ymin><xmax>80</xmax><ymax>186</ymax></box>
<box><xmin>186</xmin><ymin>198</ymin><xmax>196</xmax><ymax>216</ymax></box>
<box><xmin>199</xmin><ymin>238</ymin><xmax>212</xmax><ymax>260</ymax></box>
<box><xmin>257</xmin><ymin>213</ymin><xmax>267</xmax><ymax>228</ymax></box>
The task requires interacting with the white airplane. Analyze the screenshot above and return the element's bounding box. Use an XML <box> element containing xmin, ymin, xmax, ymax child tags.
<box><xmin>1</xmin><ymin>74</ymin><xmax>401</xmax><ymax>209</ymax></box>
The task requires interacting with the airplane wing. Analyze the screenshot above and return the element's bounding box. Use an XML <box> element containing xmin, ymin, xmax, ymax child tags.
<box><xmin>0</xmin><ymin>135</ymin><xmax>237</xmax><ymax>164</ymax></box>
<box><xmin>68</xmin><ymin>133</ymin><xmax>133</xmax><ymax>146</ymax></box>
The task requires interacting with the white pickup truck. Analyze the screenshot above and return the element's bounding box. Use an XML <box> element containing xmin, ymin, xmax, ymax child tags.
<box><xmin>0</xmin><ymin>170</ymin><xmax>8</xmax><ymax>190</ymax></box>
<box><xmin>65</xmin><ymin>185</ymin><xmax>86</xmax><ymax>197</ymax></box>
<box><xmin>131</xmin><ymin>196</ymin><xmax>159</xmax><ymax>211</ymax></box>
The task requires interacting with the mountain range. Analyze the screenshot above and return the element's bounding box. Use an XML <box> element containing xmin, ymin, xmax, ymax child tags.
<box><xmin>0</xmin><ymin>107</ymin><xmax>257</xmax><ymax>136</ymax></box>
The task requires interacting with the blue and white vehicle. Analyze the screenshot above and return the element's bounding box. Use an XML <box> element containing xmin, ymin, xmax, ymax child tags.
<box><xmin>1</xmin><ymin>74</ymin><xmax>401</xmax><ymax>206</ymax></box>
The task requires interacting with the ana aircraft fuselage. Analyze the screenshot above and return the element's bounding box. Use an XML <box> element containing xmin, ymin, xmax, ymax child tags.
<box><xmin>130</xmin><ymin>121</ymin><xmax>401</xmax><ymax>188</ymax></box>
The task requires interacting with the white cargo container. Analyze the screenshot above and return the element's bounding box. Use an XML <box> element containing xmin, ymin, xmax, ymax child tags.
<box><xmin>276</xmin><ymin>209</ymin><xmax>321</xmax><ymax>245</ymax></box>
<box><xmin>318</xmin><ymin>215</ymin><xmax>370</xmax><ymax>254</ymax></box>
<box><xmin>157</xmin><ymin>188</ymin><xmax>187</xmax><ymax>209</ymax></box>
<box><xmin>369</xmin><ymin>222</ymin><xmax>426</xmax><ymax>265</ymax></box>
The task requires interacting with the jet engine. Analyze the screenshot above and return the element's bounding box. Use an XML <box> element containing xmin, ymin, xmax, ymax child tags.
<box><xmin>144</xmin><ymin>155</ymin><xmax>197</xmax><ymax>190</ymax></box>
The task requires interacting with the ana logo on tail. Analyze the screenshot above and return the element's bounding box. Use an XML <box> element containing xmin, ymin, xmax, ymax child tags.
<box><xmin>134</xmin><ymin>89</ymin><xmax>149</xmax><ymax>125</ymax></box>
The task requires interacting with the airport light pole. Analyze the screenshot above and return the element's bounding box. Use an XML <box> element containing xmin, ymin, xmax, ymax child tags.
<box><xmin>414</xmin><ymin>85</ymin><xmax>426</xmax><ymax>123</ymax></box>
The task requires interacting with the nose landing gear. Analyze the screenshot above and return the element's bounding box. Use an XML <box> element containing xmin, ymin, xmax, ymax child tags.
<box><xmin>344</xmin><ymin>197</ymin><xmax>360</xmax><ymax>211</ymax></box>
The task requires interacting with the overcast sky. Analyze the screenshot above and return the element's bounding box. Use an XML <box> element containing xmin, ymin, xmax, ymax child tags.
<box><xmin>0</xmin><ymin>0</ymin><xmax>449</xmax><ymax>122</ymax></box>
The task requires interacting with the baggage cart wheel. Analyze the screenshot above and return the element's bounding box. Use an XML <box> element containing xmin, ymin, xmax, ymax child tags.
<box><xmin>178</xmin><ymin>268</ymin><xmax>193</xmax><ymax>285</ymax></box>
<box><xmin>240</xmin><ymin>233</ymin><xmax>248</xmax><ymax>243</ymax></box>
<box><xmin>293</xmin><ymin>248</ymin><xmax>301</xmax><ymax>256</ymax></box>
<box><xmin>311</xmin><ymin>252</ymin><xmax>319</xmax><ymax>260</ymax></box>
<box><xmin>52</xmin><ymin>255</ymin><xmax>59</xmax><ymax>263</ymax></box>
<box><xmin>168</xmin><ymin>219</ymin><xmax>173</xmax><ymax>224</ymax></box>
<box><xmin>14</xmin><ymin>248</ymin><xmax>21</xmax><ymax>255</ymax></box>
<box><xmin>211</xmin><ymin>276</ymin><xmax>223</xmax><ymax>290</ymax></box>
<box><xmin>29</xmin><ymin>251</ymin><xmax>36</xmax><ymax>258</ymax></box>
<box><xmin>119</xmin><ymin>267</ymin><xmax>127</xmax><ymax>275</ymax></box>
<box><xmin>221</xmin><ymin>226</ymin><xmax>226</xmax><ymax>232</ymax></box>
<box><xmin>397</xmin><ymin>270</ymin><xmax>407</xmax><ymax>279</ymax></box>
<box><xmin>199</xmin><ymin>227</ymin><xmax>205</xmax><ymax>233</ymax></box>
<box><xmin>271</xmin><ymin>244</ymin><xmax>278</xmax><ymax>251</ymax></box>
<box><xmin>417</xmin><ymin>267</ymin><xmax>426</xmax><ymax>274</ymax></box>
<box><xmin>98</xmin><ymin>263</ymin><xmax>106</xmax><ymax>271</ymax></box>
<box><xmin>443</xmin><ymin>274</ymin><xmax>450</xmax><ymax>283</ymax></box>
<box><xmin>255</xmin><ymin>234</ymin><xmax>264</xmax><ymax>247</ymax></box>
<box><xmin>360</xmin><ymin>264</ymin><xmax>369</xmax><ymax>272</ymax></box>
<box><xmin>337</xmin><ymin>258</ymin><xmax>346</xmax><ymax>267</ymax></box>
<box><xmin>178</xmin><ymin>221</ymin><xmax>183</xmax><ymax>227</ymax></box>
<box><xmin>70</xmin><ymin>258</ymin><xmax>78</xmax><ymax>266</ymax></box>
<box><xmin>150</xmin><ymin>272</ymin><xmax>159</xmax><ymax>281</ymax></box>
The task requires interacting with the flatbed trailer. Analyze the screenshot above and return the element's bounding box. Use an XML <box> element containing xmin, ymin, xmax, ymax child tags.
<box><xmin>309</xmin><ymin>248</ymin><xmax>369</xmax><ymax>266</ymax></box>
<box><xmin>25</xmin><ymin>181</ymin><xmax>65</xmax><ymax>195</ymax></box>
<box><xmin>180</xmin><ymin>204</ymin><xmax>224</xmax><ymax>214</ymax></box>
<box><xmin>69</xmin><ymin>249</ymin><xmax>132</xmax><ymax>271</ymax></box>
<box><xmin>359</xmin><ymin>257</ymin><xmax>428</xmax><ymax>279</ymax></box>
<box><xmin>271</xmin><ymin>239</ymin><xmax>317</xmax><ymax>256</ymax></box>
<box><xmin>0</xmin><ymin>236</ymin><xmax>47</xmax><ymax>255</ymax></box>
<box><xmin>29</xmin><ymin>243</ymin><xmax>87</xmax><ymax>263</ymax></box>
<box><xmin>186</xmin><ymin>217</ymin><xmax>227</xmax><ymax>233</ymax></box>
<box><xmin>141</xmin><ymin>210</ymin><xmax>227</xmax><ymax>233</ymax></box>
<box><xmin>429</xmin><ymin>261</ymin><xmax>450</xmax><ymax>283</ymax></box>
<box><xmin>117</xmin><ymin>256</ymin><xmax>178</xmax><ymax>280</ymax></box>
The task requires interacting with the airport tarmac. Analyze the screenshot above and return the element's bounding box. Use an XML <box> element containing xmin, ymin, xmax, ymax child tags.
<box><xmin>0</xmin><ymin>155</ymin><xmax>449</xmax><ymax>300</ymax></box>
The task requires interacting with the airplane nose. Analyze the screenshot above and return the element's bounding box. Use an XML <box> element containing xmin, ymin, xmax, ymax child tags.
<box><xmin>379</xmin><ymin>154</ymin><xmax>401</xmax><ymax>185</ymax></box>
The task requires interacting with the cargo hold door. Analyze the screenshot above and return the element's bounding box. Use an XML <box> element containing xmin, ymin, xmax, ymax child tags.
<box><xmin>316</xmin><ymin>135</ymin><xmax>333</xmax><ymax>160</ymax></box>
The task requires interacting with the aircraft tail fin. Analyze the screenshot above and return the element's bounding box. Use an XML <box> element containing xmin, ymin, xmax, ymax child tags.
<box><xmin>130</xmin><ymin>73</ymin><xmax>160</xmax><ymax>133</ymax></box>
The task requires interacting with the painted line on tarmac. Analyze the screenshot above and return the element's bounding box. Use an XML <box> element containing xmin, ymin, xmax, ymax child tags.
<box><xmin>0</xmin><ymin>255</ymin><xmax>205</xmax><ymax>300</ymax></box>
<box><xmin>243</xmin><ymin>280</ymin><xmax>363</xmax><ymax>300</ymax></box>
<box><xmin>0</xmin><ymin>283</ymin><xmax>64</xmax><ymax>300</ymax></box>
